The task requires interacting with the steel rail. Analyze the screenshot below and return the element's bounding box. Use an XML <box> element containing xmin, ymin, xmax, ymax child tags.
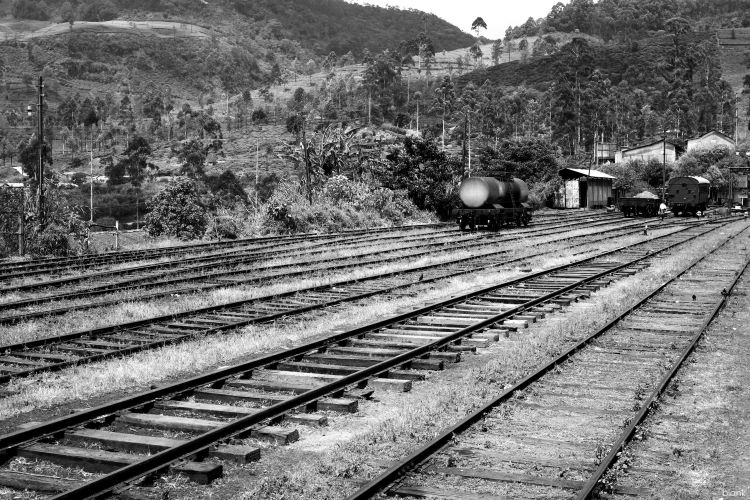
<box><xmin>0</xmin><ymin>212</ymin><xmax>597</xmax><ymax>278</ymax></box>
<box><xmin>575</xmin><ymin>245</ymin><xmax>750</xmax><ymax>499</ymax></box>
<box><xmin>5</xmin><ymin>215</ymin><xmax>584</xmax><ymax>292</ymax></box>
<box><xmin>344</xmin><ymin>222</ymin><xmax>749</xmax><ymax>500</ymax></box>
<box><xmin>0</xmin><ymin>220</ymin><xmax>666</xmax><ymax>383</ymax></box>
<box><xmin>0</xmin><ymin>212</ymin><xmax>618</xmax><ymax>282</ymax></box>
<box><xmin>0</xmin><ymin>225</ymin><xmax>463</xmax><ymax>292</ymax></box>
<box><xmin>0</xmin><ymin>222</ymin><xmax>453</xmax><ymax>276</ymax></box>
<box><xmin>0</xmin><ymin>222</ymin><xmax>727</xmax><ymax>499</ymax></box>
<box><xmin>0</xmin><ymin>220</ymin><xmax>716</xmax><ymax>450</ymax></box>
<box><xmin>0</xmin><ymin>216</ymin><xmax>646</xmax><ymax>320</ymax></box>
<box><xmin>47</xmin><ymin>223</ymin><xmax>727</xmax><ymax>500</ymax></box>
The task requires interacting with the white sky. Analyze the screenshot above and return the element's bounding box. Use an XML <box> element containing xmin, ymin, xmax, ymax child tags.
<box><xmin>345</xmin><ymin>0</ymin><xmax>569</xmax><ymax>40</ymax></box>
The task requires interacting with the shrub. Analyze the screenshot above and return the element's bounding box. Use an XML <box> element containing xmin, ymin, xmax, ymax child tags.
<box><xmin>266</xmin><ymin>176</ymin><xmax>429</xmax><ymax>233</ymax></box>
<box><xmin>251</xmin><ymin>109</ymin><xmax>268</xmax><ymax>123</ymax></box>
<box><xmin>27</xmin><ymin>224</ymin><xmax>70</xmax><ymax>257</ymax></box>
<box><xmin>12</xmin><ymin>0</ymin><xmax>50</xmax><ymax>20</ymax></box>
<box><xmin>144</xmin><ymin>178</ymin><xmax>207</xmax><ymax>240</ymax></box>
<box><xmin>205</xmin><ymin>215</ymin><xmax>240</xmax><ymax>240</ymax></box>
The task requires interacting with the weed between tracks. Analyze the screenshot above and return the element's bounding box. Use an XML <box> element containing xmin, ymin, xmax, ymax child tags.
<box><xmin>0</xmin><ymin>221</ymin><xmax>669</xmax><ymax>348</ymax></box>
<box><xmin>0</xmin><ymin>228</ymin><xmax>450</xmax><ymax>293</ymax></box>
<box><xmin>0</xmin><ymin>224</ymin><xmax>675</xmax><ymax>424</ymax></box>
<box><xmin>144</xmin><ymin>221</ymin><xmax>750</xmax><ymax>500</ymax></box>
<box><xmin>602</xmin><ymin>271</ymin><xmax>750</xmax><ymax>499</ymax></box>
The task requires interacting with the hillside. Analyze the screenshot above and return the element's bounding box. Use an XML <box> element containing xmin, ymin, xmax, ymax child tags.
<box><xmin>717</xmin><ymin>27</ymin><xmax>750</xmax><ymax>142</ymax></box>
<box><xmin>458</xmin><ymin>32</ymin><xmax>715</xmax><ymax>91</ymax></box>
<box><xmin>505</xmin><ymin>0</ymin><xmax>750</xmax><ymax>41</ymax></box>
<box><xmin>0</xmin><ymin>0</ymin><xmax>474</xmax><ymax>55</ymax></box>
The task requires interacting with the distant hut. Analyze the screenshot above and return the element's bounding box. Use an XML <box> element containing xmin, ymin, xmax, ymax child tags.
<box><xmin>686</xmin><ymin>130</ymin><xmax>735</xmax><ymax>152</ymax></box>
<box><xmin>555</xmin><ymin>168</ymin><xmax>616</xmax><ymax>209</ymax></box>
<box><xmin>615</xmin><ymin>139</ymin><xmax>684</xmax><ymax>164</ymax></box>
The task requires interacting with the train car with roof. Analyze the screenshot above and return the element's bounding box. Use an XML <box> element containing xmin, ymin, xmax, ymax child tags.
<box><xmin>666</xmin><ymin>176</ymin><xmax>710</xmax><ymax>216</ymax></box>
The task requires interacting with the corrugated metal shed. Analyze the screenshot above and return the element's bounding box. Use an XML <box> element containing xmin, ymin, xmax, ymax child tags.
<box><xmin>555</xmin><ymin>168</ymin><xmax>616</xmax><ymax>209</ymax></box>
<box><xmin>559</xmin><ymin>168</ymin><xmax>616</xmax><ymax>179</ymax></box>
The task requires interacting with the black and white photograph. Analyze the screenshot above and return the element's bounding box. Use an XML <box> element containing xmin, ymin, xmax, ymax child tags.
<box><xmin>0</xmin><ymin>0</ymin><xmax>748</xmax><ymax>498</ymax></box>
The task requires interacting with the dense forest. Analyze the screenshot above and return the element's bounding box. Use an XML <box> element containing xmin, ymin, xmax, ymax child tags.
<box><xmin>504</xmin><ymin>0</ymin><xmax>750</xmax><ymax>40</ymax></box>
<box><xmin>458</xmin><ymin>32</ymin><xmax>735</xmax><ymax>155</ymax></box>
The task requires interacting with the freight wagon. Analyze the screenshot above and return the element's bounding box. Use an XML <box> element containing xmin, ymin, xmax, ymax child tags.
<box><xmin>666</xmin><ymin>176</ymin><xmax>710</xmax><ymax>216</ymax></box>
<box><xmin>453</xmin><ymin>177</ymin><xmax>532</xmax><ymax>230</ymax></box>
<box><xmin>619</xmin><ymin>193</ymin><xmax>661</xmax><ymax>217</ymax></box>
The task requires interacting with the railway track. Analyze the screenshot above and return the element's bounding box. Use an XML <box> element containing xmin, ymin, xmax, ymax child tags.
<box><xmin>0</xmin><ymin>211</ymin><xmax>594</xmax><ymax>283</ymax></box>
<box><xmin>347</xmin><ymin>221</ymin><xmax>750</xmax><ymax>500</ymax></box>
<box><xmin>0</xmin><ymin>217</ymin><xmax>743</xmax><ymax>499</ymax></box>
<box><xmin>0</xmin><ymin>213</ymin><xmax>631</xmax><ymax>321</ymax></box>
<box><xmin>0</xmin><ymin>217</ymin><xmax>697</xmax><ymax>381</ymax></box>
<box><xmin>0</xmin><ymin>214</ymin><xmax>617</xmax><ymax>297</ymax></box>
<box><xmin>0</xmin><ymin>223</ymin><xmax>453</xmax><ymax>280</ymax></box>
<box><xmin>0</xmin><ymin>225</ymin><xmax>463</xmax><ymax>290</ymax></box>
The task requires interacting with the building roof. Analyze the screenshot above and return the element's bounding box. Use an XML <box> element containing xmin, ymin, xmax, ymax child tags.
<box><xmin>670</xmin><ymin>175</ymin><xmax>710</xmax><ymax>184</ymax></box>
<box><xmin>621</xmin><ymin>138</ymin><xmax>682</xmax><ymax>153</ymax></box>
<box><xmin>689</xmin><ymin>129</ymin><xmax>734</xmax><ymax>144</ymax></box>
<box><xmin>559</xmin><ymin>167</ymin><xmax>616</xmax><ymax>180</ymax></box>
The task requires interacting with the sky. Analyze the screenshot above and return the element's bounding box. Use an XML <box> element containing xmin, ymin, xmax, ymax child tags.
<box><xmin>345</xmin><ymin>0</ymin><xmax>569</xmax><ymax>40</ymax></box>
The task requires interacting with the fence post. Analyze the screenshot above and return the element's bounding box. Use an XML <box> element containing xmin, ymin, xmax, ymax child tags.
<box><xmin>115</xmin><ymin>221</ymin><xmax>119</xmax><ymax>250</ymax></box>
<box><xmin>18</xmin><ymin>189</ymin><xmax>25</xmax><ymax>256</ymax></box>
<box><xmin>17</xmin><ymin>215</ymin><xmax>24</xmax><ymax>256</ymax></box>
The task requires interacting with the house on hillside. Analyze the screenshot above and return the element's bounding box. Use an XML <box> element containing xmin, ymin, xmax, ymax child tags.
<box><xmin>615</xmin><ymin>139</ymin><xmax>683</xmax><ymax>164</ymax></box>
<box><xmin>554</xmin><ymin>168</ymin><xmax>616</xmax><ymax>209</ymax></box>
<box><xmin>686</xmin><ymin>130</ymin><xmax>735</xmax><ymax>152</ymax></box>
<box><xmin>594</xmin><ymin>142</ymin><xmax>617</xmax><ymax>164</ymax></box>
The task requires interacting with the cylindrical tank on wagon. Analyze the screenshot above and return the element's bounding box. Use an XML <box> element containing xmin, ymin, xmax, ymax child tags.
<box><xmin>459</xmin><ymin>177</ymin><xmax>529</xmax><ymax>208</ymax></box>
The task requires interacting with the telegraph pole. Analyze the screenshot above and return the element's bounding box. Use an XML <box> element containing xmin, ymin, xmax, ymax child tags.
<box><xmin>37</xmin><ymin>76</ymin><xmax>45</xmax><ymax>230</ymax></box>
<box><xmin>301</xmin><ymin>115</ymin><xmax>312</xmax><ymax>205</ymax></box>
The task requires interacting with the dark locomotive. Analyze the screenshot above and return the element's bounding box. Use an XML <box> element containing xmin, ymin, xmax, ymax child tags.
<box><xmin>666</xmin><ymin>175</ymin><xmax>710</xmax><ymax>216</ymax></box>
<box><xmin>453</xmin><ymin>177</ymin><xmax>532</xmax><ymax>230</ymax></box>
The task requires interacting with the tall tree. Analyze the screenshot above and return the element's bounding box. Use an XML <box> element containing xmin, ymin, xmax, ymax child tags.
<box><xmin>432</xmin><ymin>76</ymin><xmax>457</xmax><ymax>150</ymax></box>
<box><xmin>471</xmin><ymin>17</ymin><xmax>487</xmax><ymax>38</ymax></box>
<box><xmin>491</xmin><ymin>39</ymin><xmax>503</xmax><ymax>65</ymax></box>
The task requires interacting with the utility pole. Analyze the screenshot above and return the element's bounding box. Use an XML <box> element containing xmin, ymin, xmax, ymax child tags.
<box><xmin>300</xmin><ymin>114</ymin><xmax>312</xmax><ymax>205</ymax></box>
<box><xmin>18</xmin><ymin>188</ymin><xmax>25</xmax><ymax>256</ymax></box>
<box><xmin>37</xmin><ymin>76</ymin><xmax>45</xmax><ymax>230</ymax></box>
<box><xmin>255</xmin><ymin>138</ymin><xmax>259</xmax><ymax>206</ymax></box>
<box><xmin>662</xmin><ymin>135</ymin><xmax>667</xmax><ymax>202</ymax></box>
<box><xmin>89</xmin><ymin>144</ymin><xmax>93</xmax><ymax>224</ymax></box>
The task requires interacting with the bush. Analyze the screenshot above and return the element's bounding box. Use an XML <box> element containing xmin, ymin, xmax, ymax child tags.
<box><xmin>266</xmin><ymin>176</ymin><xmax>429</xmax><ymax>233</ymax></box>
<box><xmin>251</xmin><ymin>109</ymin><xmax>268</xmax><ymax>123</ymax></box>
<box><xmin>12</xmin><ymin>0</ymin><xmax>50</xmax><ymax>20</ymax></box>
<box><xmin>205</xmin><ymin>214</ymin><xmax>242</xmax><ymax>240</ymax></box>
<box><xmin>27</xmin><ymin>224</ymin><xmax>71</xmax><ymax>257</ymax></box>
<box><xmin>144</xmin><ymin>178</ymin><xmax>207</xmax><ymax>240</ymax></box>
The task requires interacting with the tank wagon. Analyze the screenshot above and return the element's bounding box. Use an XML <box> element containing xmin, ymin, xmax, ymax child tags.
<box><xmin>453</xmin><ymin>177</ymin><xmax>532</xmax><ymax>230</ymax></box>
<box><xmin>666</xmin><ymin>176</ymin><xmax>710</xmax><ymax>216</ymax></box>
